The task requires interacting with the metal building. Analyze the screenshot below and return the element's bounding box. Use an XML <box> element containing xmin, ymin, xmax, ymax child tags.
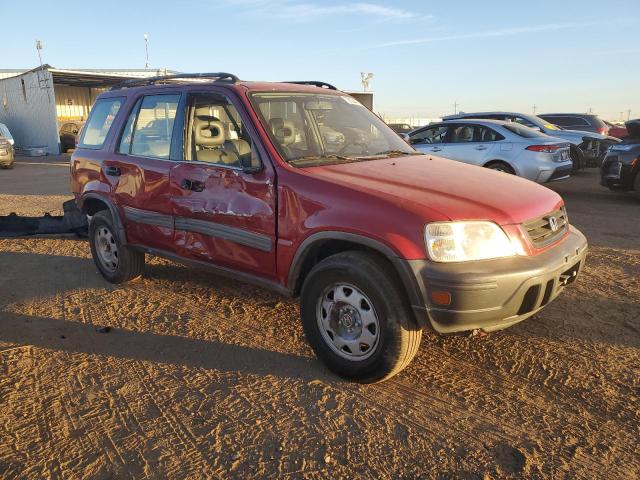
<box><xmin>0</xmin><ymin>66</ymin><xmax>175</xmax><ymax>154</ymax></box>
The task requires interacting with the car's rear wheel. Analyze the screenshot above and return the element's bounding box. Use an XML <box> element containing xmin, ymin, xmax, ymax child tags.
<box><xmin>89</xmin><ymin>210</ymin><xmax>144</xmax><ymax>283</ymax></box>
<box><xmin>300</xmin><ymin>251</ymin><xmax>422</xmax><ymax>383</ymax></box>
<box><xmin>485</xmin><ymin>161</ymin><xmax>515</xmax><ymax>175</ymax></box>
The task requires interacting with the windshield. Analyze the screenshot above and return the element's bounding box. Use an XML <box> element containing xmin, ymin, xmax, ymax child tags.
<box><xmin>250</xmin><ymin>92</ymin><xmax>415</xmax><ymax>166</ymax></box>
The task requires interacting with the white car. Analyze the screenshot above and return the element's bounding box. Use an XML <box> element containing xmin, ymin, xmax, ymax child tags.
<box><xmin>408</xmin><ymin>119</ymin><xmax>572</xmax><ymax>183</ymax></box>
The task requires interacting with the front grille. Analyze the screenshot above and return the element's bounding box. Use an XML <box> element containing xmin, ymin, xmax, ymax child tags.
<box><xmin>523</xmin><ymin>207</ymin><xmax>568</xmax><ymax>248</ymax></box>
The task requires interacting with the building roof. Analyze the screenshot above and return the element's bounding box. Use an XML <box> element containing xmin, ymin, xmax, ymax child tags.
<box><xmin>0</xmin><ymin>66</ymin><xmax>178</xmax><ymax>87</ymax></box>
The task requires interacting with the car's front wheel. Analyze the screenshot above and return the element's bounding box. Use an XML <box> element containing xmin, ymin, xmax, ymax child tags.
<box><xmin>89</xmin><ymin>210</ymin><xmax>144</xmax><ymax>283</ymax></box>
<box><xmin>300</xmin><ymin>251</ymin><xmax>422</xmax><ymax>383</ymax></box>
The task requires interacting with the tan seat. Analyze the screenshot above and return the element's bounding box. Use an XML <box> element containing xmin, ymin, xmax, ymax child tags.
<box><xmin>193</xmin><ymin>116</ymin><xmax>238</xmax><ymax>165</ymax></box>
<box><xmin>269</xmin><ymin>118</ymin><xmax>296</xmax><ymax>146</ymax></box>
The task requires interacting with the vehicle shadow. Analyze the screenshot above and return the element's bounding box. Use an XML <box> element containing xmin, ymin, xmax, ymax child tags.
<box><xmin>0</xmin><ymin>310</ymin><xmax>331</xmax><ymax>382</ymax></box>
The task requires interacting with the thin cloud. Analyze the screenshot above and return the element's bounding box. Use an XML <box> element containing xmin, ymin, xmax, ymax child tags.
<box><xmin>279</xmin><ymin>3</ymin><xmax>416</xmax><ymax>19</ymax></box>
<box><xmin>376</xmin><ymin>18</ymin><xmax>638</xmax><ymax>48</ymax></box>
<box><xmin>223</xmin><ymin>1</ymin><xmax>418</xmax><ymax>20</ymax></box>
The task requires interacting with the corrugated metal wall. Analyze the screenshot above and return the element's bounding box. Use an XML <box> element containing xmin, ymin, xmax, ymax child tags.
<box><xmin>0</xmin><ymin>70</ymin><xmax>60</xmax><ymax>154</ymax></box>
<box><xmin>55</xmin><ymin>85</ymin><xmax>106</xmax><ymax>121</ymax></box>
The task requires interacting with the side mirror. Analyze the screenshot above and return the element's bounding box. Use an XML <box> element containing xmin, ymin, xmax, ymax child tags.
<box><xmin>399</xmin><ymin>133</ymin><xmax>410</xmax><ymax>143</ymax></box>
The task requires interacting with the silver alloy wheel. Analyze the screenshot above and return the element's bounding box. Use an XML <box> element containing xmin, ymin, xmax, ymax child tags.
<box><xmin>95</xmin><ymin>226</ymin><xmax>119</xmax><ymax>272</ymax></box>
<box><xmin>316</xmin><ymin>283</ymin><xmax>380</xmax><ymax>361</ymax></box>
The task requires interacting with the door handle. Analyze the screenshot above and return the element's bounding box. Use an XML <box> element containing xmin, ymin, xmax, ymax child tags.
<box><xmin>105</xmin><ymin>166</ymin><xmax>121</xmax><ymax>176</ymax></box>
<box><xmin>475</xmin><ymin>145</ymin><xmax>488</xmax><ymax>151</ymax></box>
<box><xmin>181</xmin><ymin>179</ymin><xmax>205</xmax><ymax>192</ymax></box>
<box><xmin>431</xmin><ymin>147</ymin><xmax>442</xmax><ymax>152</ymax></box>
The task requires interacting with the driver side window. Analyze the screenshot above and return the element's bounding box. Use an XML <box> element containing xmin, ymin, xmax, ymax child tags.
<box><xmin>411</xmin><ymin>126</ymin><xmax>448</xmax><ymax>145</ymax></box>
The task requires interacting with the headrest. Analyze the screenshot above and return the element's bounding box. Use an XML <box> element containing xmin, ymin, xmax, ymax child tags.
<box><xmin>195</xmin><ymin>106</ymin><xmax>219</xmax><ymax>119</ymax></box>
<box><xmin>269</xmin><ymin>118</ymin><xmax>295</xmax><ymax>146</ymax></box>
<box><xmin>195</xmin><ymin>118</ymin><xmax>225</xmax><ymax>147</ymax></box>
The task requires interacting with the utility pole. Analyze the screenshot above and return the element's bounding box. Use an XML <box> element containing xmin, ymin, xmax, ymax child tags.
<box><xmin>453</xmin><ymin>100</ymin><xmax>459</xmax><ymax>115</ymax></box>
<box><xmin>628</xmin><ymin>109</ymin><xmax>632</xmax><ymax>121</ymax></box>
<box><xmin>532</xmin><ymin>104</ymin><xmax>536</xmax><ymax>114</ymax></box>
<box><xmin>144</xmin><ymin>33</ymin><xmax>150</xmax><ymax>70</ymax></box>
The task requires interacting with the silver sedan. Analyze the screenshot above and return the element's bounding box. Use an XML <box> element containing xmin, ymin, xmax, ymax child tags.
<box><xmin>408</xmin><ymin>119</ymin><xmax>572</xmax><ymax>183</ymax></box>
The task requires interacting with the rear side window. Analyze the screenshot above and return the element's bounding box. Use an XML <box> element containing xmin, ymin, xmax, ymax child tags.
<box><xmin>79</xmin><ymin>98</ymin><xmax>123</xmax><ymax>149</ymax></box>
<box><xmin>128</xmin><ymin>95</ymin><xmax>180</xmax><ymax>159</ymax></box>
<box><xmin>503</xmin><ymin>123</ymin><xmax>547</xmax><ymax>138</ymax></box>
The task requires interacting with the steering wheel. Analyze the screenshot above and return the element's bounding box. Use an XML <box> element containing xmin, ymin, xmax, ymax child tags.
<box><xmin>338</xmin><ymin>134</ymin><xmax>370</xmax><ymax>156</ymax></box>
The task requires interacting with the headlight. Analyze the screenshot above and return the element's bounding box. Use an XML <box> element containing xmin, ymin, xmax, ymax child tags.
<box><xmin>610</xmin><ymin>144</ymin><xmax>634</xmax><ymax>152</ymax></box>
<box><xmin>425</xmin><ymin>221</ymin><xmax>517</xmax><ymax>262</ymax></box>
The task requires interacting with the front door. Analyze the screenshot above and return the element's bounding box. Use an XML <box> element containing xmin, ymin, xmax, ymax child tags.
<box><xmin>109</xmin><ymin>92</ymin><xmax>180</xmax><ymax>252</ymax></box>
<box><xmin>170</xmin><ymin>90</ymin><xmax>277</xmax><ymax>279</ymax></box>
<box><xmin>410</xmin><ymin>125</ymin><xmax>449</xmax><ymax>155</ymax></box>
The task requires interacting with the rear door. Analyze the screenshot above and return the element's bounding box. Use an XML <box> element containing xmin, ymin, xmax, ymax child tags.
<box><xmin>169</xmin><ymin>89</ymin><xmax>277</xmax><ymax>279</ymax></box>
<box><xmin>410</xmin><ymin>125</ymin><xmax>449</xmax><ymax>155</ymax></box>
<box><xmin>440</xmin><ymin>123</ymin><xmax>500</xmax><ymax>165</ymax></box>
<box><xmin>109</xmin><ymin>92</ymin><xmax>180</xmax><ymax>252</ymax></box>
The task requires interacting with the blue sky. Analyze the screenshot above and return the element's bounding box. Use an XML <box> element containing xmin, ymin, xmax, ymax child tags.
<box><xmin>1</xmin><ymin>0</ymin><xmax>638</xmax><ymax>119</ymax></box>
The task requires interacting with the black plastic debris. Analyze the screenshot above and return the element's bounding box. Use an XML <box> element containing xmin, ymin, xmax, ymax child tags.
<box><xmin>0</xmin><ymin>200</ymin><xmax>88</xmax><ymax>237</ymax></box>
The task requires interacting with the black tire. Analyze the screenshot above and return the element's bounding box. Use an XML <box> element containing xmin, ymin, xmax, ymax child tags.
<box><xmin>300</xmin><ymin>251</ymin><xmax>422</xmax><ymax>383</ymax></box>
<box><xmin>570</xmin><ymin>145</ymin><xmax>585</xmax><ymax>172</ymax></box>
<box><xmin>89</xmin><ymin>210</ymin><xmax>144</xmax><ymax>283</ymax></box>
<box><xmin>485</xmin><ymin>161</ymin><xmax>515</xmax><ymax>175</ymax></box>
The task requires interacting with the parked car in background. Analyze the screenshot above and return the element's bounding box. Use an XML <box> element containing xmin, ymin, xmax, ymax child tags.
<box><xmin>59</xmin><ymin>121</ymin><xmax>85</xmax><ymax>152</ymax></box>
<box><xmin>0</xmin><ymin>123</ymin><xmax>14</xmax><ymax>146</ymax></box>
<box><xmin>409</xmin><ymin>119</ymin><xmax>572</xmax><ymax>183</ymax></box>
<box><xmin>70</xmin><ymin>73</ymin><xmax>587</xmax><ymax>382</ymax></box>
<box><xmin>443</xmin><ymin>111</ymin><xmax>620</xmax><ymax>170</ymax></box>
<box><xmin>604</xmin><ymin>121</ymin><xmax>628</xmax><ymax>139</ymax></box>
<box><xmin>601</xmin><ymin>119</ymin><xmax>640</xmax><ymax>199</ymax></box>
<box><xmin>539</xmin><ymin>113</ymin><xmax>609</xmax><ymax>135</ymax></box>
<box><xmin>0</xmin><ymin>136</ymin><xmax>14</xmax><ymax>168</ymax></box>
<box><xmin>388</xmin><ymin>123</ymin><xmax>414</xmax><ymax>134</ymax></box>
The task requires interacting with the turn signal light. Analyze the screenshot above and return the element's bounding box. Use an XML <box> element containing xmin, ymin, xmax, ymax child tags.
<box><xmin>431</xmin><ymin>291</ymin><xmax>452</xmax><ymax>306</ymax></box>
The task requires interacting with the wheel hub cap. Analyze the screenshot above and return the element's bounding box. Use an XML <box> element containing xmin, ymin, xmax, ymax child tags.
<box><xmin>95</xmin><ymin>226</ymin><xmax>119</xmax><ymax>272</ymax></box>
<box><xmin>317</xmin><ymin>283</ymin><xmax>380</xmax><ymax>361</ymax></box>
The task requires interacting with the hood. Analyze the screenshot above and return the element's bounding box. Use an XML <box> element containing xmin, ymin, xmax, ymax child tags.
<box><xmin>625</xmin><ymin>119</ymin><xmax>640</xmax><ymax>139</ymax></box>
<box><xmin>306</xmin><ymin>155</ymin><xmax>563</xmax><ymax>225</ymax></box>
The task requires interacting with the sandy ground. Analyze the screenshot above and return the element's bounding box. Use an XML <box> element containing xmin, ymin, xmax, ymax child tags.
<box><xmin>0</xmin><ymin>166</ymin><xmax>638</xmax><ymax>479</ymax></box>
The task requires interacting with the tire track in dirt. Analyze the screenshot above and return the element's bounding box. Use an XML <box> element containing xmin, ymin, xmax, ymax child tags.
<box><xmin>128</xmin><ymin>274</ymin><xmax>637</xmax><ymax>478</ymax></box>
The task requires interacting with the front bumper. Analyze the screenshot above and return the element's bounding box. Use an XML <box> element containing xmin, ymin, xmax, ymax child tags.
<box><xmin>0</xmin><ymin>152</ymin><xmax>13</xmax><ymax>167</ymax></box>
<box><xmin>405</xmin><ymin>226</ymin><xmax>588</xmax><ymax>333</ymax></box>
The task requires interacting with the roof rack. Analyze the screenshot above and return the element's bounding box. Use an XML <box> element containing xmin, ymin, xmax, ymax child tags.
<box><xmin>284</xmin><ymin>81</ymin><xmax>337</xmax><ymax>90</ymax></box>
<box><xmin>111</xmin><ymin>72</ymin><xmax>239</xmax><ymax>90</ymax></box>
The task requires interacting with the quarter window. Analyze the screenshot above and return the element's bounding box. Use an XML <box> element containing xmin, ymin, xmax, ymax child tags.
<box><xmin>79</xmin><ymin>98</ymin><xmax>123</xmax><ymax>149</ymax></box>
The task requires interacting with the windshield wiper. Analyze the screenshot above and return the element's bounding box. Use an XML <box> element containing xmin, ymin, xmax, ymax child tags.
<box><xmin>355</xmin><ymin>150</ymin><xmax>423</xmax><ymax>159</ymax></box>
<box><xmin>288</xmin><ymin>154</ymin><xmax>353</xmax><ymax>166</ymax></box>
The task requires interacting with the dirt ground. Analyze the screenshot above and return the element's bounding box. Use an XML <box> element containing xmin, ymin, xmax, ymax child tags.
<box><xmin>0</xmin><ymin>163</ymin><xmax>638</xmax><ymax>479</ymax></box>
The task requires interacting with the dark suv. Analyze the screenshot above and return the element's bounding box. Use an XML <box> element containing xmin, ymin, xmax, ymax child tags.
<box><xmin>601</xmin><ymin>119</ymin><xmax>640</xmax><ymax>198</ymax></box>
<box><xmin>539</xmin><ymin>113</ymin><xmax>609</xmax><ymax>136</ymax></box>
<box><xmin>71</xmin><ymin>73</ymin><xmax>587</xmax><ymax>382</ymax></box>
